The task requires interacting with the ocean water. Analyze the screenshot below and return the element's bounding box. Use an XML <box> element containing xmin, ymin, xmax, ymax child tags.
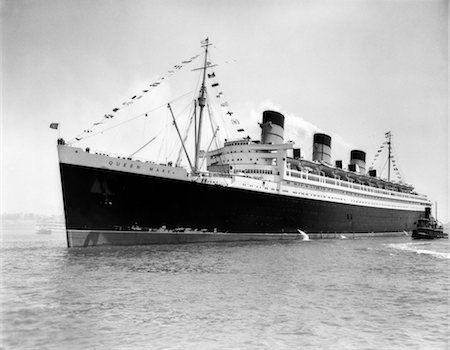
<box><xmin>1</xmin><ymin>231</ymin><xmax>449</xmax><ymax>350</ymax></box>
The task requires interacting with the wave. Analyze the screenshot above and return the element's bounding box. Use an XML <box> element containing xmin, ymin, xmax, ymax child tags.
<box><xmin>387</xmin><ymin>243</ymin><xmax>450</xmax><ymax>260</ymax></box>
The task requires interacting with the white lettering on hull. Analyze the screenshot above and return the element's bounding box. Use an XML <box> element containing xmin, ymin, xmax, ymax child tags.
<box><xmin>58</xmin><ymin>145</ymin><xmax>188</xmax><ymax>180</ymax></box>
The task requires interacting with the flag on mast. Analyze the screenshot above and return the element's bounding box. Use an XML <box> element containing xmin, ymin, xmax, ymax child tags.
<box><xmin>49</xmin><ymin>123</ymin><xmax>59</xmax><ymax>129</ymax></box>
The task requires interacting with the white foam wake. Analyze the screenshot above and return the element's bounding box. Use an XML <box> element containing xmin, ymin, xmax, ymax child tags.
<box><xmin>297</xmin><ymin>229</ymin><xmax>310</xmax><ymax>241</ymax></box>
<box><xmin>388</xmin><ymin>243</ymin><xmax>450</xmax><ymax>260</ymax></box>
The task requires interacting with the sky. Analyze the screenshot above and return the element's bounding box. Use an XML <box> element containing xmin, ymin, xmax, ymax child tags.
<box><xmin>1</xmin><ymin>0</ymin><xmax>448</xmax><ymax>222</ymax></box>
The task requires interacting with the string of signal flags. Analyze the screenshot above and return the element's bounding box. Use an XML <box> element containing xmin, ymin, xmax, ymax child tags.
<box><xmin>68</xmin><ymin>52</ymin><xmax>203</xmax><ymax>143</ymax></box>
<box><xmin>369</xmin><ymin>131</ymin><xmax>404</xmax><ymax>183</ymax></box>
<box><xmin>206</xmin><ymin>70</ymin><xmax>245</xmax><ymax>134</ymax></box>
<box><xmin>54</xmin><ymin>37</ymin><xmax>243</xmax><ymax>143</ymax></box>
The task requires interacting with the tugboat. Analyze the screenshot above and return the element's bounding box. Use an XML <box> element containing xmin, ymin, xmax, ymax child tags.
<box><xmin>412</xmin><ymin>208</ymin><xmax>447</xmax><ymax>240</ymax></box>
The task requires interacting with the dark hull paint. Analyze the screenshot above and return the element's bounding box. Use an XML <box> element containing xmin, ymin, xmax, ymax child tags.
<box><xmin>59</xmin><ymin>163</ymin><xmax>423</xmax><ymax>245</ymax></box>
<box><xmin>411</xmin><ymin>228</ymin><xmax>447</xmax><ymax>240</ymax></box>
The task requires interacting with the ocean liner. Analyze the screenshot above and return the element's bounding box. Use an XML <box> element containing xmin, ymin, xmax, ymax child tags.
<box><xmin>56</xmin><ymin>39</ymin><xmax>431</xmax><ymax>247</ymax></box>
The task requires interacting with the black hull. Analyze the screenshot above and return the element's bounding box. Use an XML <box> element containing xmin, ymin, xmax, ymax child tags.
<box><xmin>60</xmin><ymin>163</ymin><xmax>422</xmax><ymax>239</ymax></box>
<box><xmin>411</xmin><ymin>229</ymin><xmax>447</xmax><ymax>240</ymax></box>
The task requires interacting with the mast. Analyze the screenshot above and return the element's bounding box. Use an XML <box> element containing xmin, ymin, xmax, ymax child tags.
<box><xmin>387</xmin><ymin>131</ymin><xmax>391</xmax><ymax>181</ymax></box>
<box><xmin>194</xmin><ymin>99</ymin><xmax>197</xmax><ymax>160</ymax></box>
<box><xmin>194</xmin><ymin>38</ymin><xmax>210</xmax><ymax>172</ymax></box>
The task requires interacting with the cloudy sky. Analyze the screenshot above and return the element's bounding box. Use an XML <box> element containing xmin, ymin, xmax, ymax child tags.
<box><xmin>2</xmin><ymin>0</ymin><xmax>448</xmax><ymax>222</ymax></box>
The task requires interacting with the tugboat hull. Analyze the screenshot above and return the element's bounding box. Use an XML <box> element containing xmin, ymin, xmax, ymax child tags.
<box><xmin>411</xmin><ymin>228</ymin><xmax>447</xmax><ymax>240</ymax></box>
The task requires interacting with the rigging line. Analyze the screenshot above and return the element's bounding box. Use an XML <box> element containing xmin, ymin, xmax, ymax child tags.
<box><xmin>99</xmin><ymin>51</ymin><xmax>202</xmax><ymax>118</ymax></box>
<box><xmin>218</xmin><ymin>103</ymin><xmax>230</xmax><ymax>140</ymax></box>
<box><xmin>370</xmin><ymin>142</ymin><xmax>384</xmax><ymax>166</ymax></box>
<box><xmin>157</xmin><ymin>108</ymin><xmax>169</xmax><ymax>163</ymax></box>
<box><xmin>176</xmin><ymin>102</ymin><xmax>196</xmax><ymax>166</ymax></box>
<box><xmin>168</xmin><ymin>103</ymin><xmax>195</xmax><ymax>173</ymax></box>
<box><xmin>180</xmin><ymin>101</ymin><xmax>195</xmax><ymax>142</ymax></box>
<box><xmin>83</xmin><ymin>52</ymin><xmax>201</xmax><ymax>137</ymax></box>
<box><xmin>380</xmin><ymin>156</ymin><xmax>389</xmax><ymax>180</ymax></box>
<box><xmin>391</xmin><ymin>143</ymin><xmax>405</xmax><ymax>182</ymax></box>
<box><xmin>205</xmin><ymin>99</ymin><xmax>227</xmax><ymax>168</ymax></box>
<box><xmin>167</xmin><ymin>99</ymin><xmax>195</xmax><ymax>162</ymax></box>
<box><xmin>136</xmin><ymin>122</ymin><xmax>167</xmax><ymax>161</ymax></box>
<box><xmin>206</xmin><ymin>94</ymin><xmax>217</xmax><ymax>135</ymax></box>
<box><xmin>165</xmin><ymin>106</ymin><xmax>169</xmax><ymax>163</ymax></box>
<box><xmin>186</xmin><ymin>68</ymin><xmax>202</xmax><ymax>141</ymax></box>
<box><xmin>209</xmin><ymin>43</ymin><xmax>239</xmax><ymax>65</ymax></box>
<box><xmin>174</xmin><ymin>72</ymin><xmax>202</xmax><ymax>166</ymax></box>
<box><xmin>194</xmin><ymin>62</ymin><xmax>203</xmax><ymax>95</ymax></box>
<box><xmin>142</xmin><ymin>111</ymin><xmax>147</xmax><ymax>141</ymax></box>
<box><xmin>206</xmin><ymin>96</ymin><xmax>222</xmax><ymax>150</ymax></box>
<box><xmin>207</xmin><ymin>91</ymin><xmax>229</xmax><ymax>142</ymax></box>
<box><xmin>174</xmin><ymin>98</ymin><xmax>196</xmax><ymax>122</ymax></box>
<box><xmin>206</xmin><ymin>71</ymin><xmax>237</xmax><ymax>138</ymax></box>
<box><xmin>99</xmin><ymin>90</ymin><xmax>196</xmax><ymax>141</ymax></box>
<box><xmin>129</xmin><ymin>136</ymin><xmax>157</xmax><ymax>158</ymax></box>
<box><xmin>68</xmin><ymin>90</ymin><xmax>195</xmax><ymax>144</ymax></box>
<box><xmin>207</xmin><ymin>103</ymin><xmax>221</xmax><ymax>152</ymax></box>
<box><xmin>199</xmin><ymin>126</ymin><xmax>220</xmax><ymax>170</ymax></box>
<box><xmin>173</xmin><ymin>69</ymin><xmax>203</xmax><ymax>163</ymax></box>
